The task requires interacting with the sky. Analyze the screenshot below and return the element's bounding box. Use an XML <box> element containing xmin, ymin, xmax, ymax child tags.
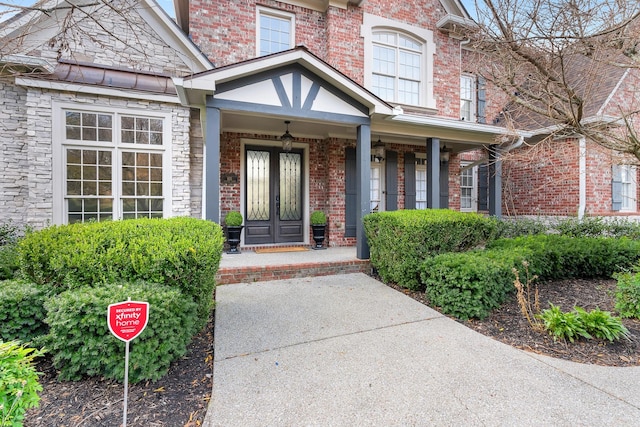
<box><xmin>2</xmin><ymin>0</ymin><xmax>479</xmax><ymax>22</ymax></box>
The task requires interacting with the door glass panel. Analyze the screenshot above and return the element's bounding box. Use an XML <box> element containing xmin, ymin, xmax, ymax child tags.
<box><xmin>279</xmin><ymin>152</ymin><xmax>302</xmax><ymax>221</ymax></box>
<box><xmin>247</xmin><ymin>150</ymin><xmax>270</xmax><ymax>221</ymax></box>
<box><xmin>371</xmin><ymin>164</ymin><xmax>382</xmax><ymax>212</ymax></box>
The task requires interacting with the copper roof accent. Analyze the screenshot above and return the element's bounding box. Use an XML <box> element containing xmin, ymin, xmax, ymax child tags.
<box><xmin>34</xmin><ymin>61</ymin><xmax>177</xmax><ymax>95</ymax></box>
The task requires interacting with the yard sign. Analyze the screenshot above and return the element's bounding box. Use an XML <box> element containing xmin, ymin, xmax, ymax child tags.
<box><xmin>107</xmin><ymin>299</ymin><xmax>149</xmax><ymax>427</ymax></box>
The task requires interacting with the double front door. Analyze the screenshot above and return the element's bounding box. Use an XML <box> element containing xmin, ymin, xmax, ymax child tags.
<box><xmin>244</xmin><ymin>146</ymin><xmax>304</xmax><ymax>244</ymax></box>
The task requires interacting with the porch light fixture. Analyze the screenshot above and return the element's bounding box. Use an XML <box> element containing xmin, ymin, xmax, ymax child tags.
<box><xmin>440</xmin><ymin>145</ymin><xmax>451</xmax><ymax>163</ymax></box>
<box><xmin>281</xmin><ymin>120</ymin><xmax>294</xmax><ymax>152</ymax></box>
<box><xmin>372</xmin><ymin>137</ymin><xmax>385</xmax><ymax>162</ymax></box>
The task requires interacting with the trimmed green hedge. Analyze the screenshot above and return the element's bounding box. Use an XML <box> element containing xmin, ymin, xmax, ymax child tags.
<box><xmin>19</xmin><ymin>217</ymin><xmax>223</xmax><ymax>331</ymax></box>
<box><xmin>421</xmin><ymin>235</ymin><xmax>640</xmax><ymax>320</ymax></box>
<box><xmin>421</xmin><ymin>248</ymin><xmax>533</xmax><ymax>320</ymax></box>
<box><xmin>44</xmin><ymin>282</ymin><xmax>198</xmax><ymax>382</ymax></box>
<box><xmin>364</xmin><ymin>209</ymin><xmax>496</xmax><ymax>290</ymax></box>
<box><xmin>0</xmin><ymin>280</ymin><xmax>49</xmax><ymax>344</ymax></box>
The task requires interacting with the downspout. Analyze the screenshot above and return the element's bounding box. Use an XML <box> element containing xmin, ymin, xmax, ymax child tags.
<box><xmin>578</xmin><ymin>136</ymin><xmax>586</xmax><ymax>219</ymax></box>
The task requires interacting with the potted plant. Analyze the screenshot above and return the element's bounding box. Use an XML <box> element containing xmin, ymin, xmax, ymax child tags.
<box><xmin>224</xmin><ymin>211</ymin><xmax>243</xmax><ymax>254</ymax></box>
<box><xmin>310</xmin><ymin>210</ymin><xmax>327</xmax><ymax>250</ymax></box>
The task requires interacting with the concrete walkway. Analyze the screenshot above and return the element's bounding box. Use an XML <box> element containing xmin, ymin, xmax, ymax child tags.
<box><xmin>204</xmin><ymin>273</ymin><xmax>640</xmax><ymax>426</ymax></box>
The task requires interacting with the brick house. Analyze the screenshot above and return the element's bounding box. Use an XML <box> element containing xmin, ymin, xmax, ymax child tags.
<box><xmin>1</xmin><ymin>0</ymin><xmax>517</xmax><ymax>258</ymax></box>
<box><xmin>500</xmin><ymin>54</ymin><xmax>640</xmax><ymax>219</ymax></box>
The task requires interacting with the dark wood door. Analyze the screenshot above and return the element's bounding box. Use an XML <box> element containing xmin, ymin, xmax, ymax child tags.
<box><xmin>244</xmin><ymin>146</ymin><xmax>304</xmax><ymax>244</ymax></box>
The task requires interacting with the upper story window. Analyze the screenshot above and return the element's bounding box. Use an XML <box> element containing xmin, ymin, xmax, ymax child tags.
<box><xmin>372</xmin><ymin>31</ymin><xmax>422</xmax><ymax>105</ymax></box>
<box><xmin>54</xmin><ymin>106</ymin><xmax>169</xmax><ymax>224</ymax></box>
<box><xmin>257</xmin><ymin>7</ymin><xmax>295</xmax><ymax>56</ymax></box>
<box><xmin>460</xmin><ymin>75</ymin><xmax>476</xmax><ymax>121</ymax></box>
<box><xmin>362</xmin><ymin>13</ymin><xmax>435</xmax><ymax>109</ymax></box>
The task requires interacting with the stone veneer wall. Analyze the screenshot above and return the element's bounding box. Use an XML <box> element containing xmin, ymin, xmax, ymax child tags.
<box><xmin>0</xmin><ymin>84</ymin><xmax>194</xmax><ymax>229</ymax></box>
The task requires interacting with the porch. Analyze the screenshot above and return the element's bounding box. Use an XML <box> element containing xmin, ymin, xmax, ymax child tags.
<box><xmin>215</xmin><ymin>246</ymin><xmax>371</xmax><ymax>285</ymax></box>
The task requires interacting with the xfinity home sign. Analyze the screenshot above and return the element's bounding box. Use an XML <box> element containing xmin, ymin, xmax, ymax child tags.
<box><xmin>107</xmin><ymin>300</ymin><xmax>149</xmax><ymax>342</ymax></box>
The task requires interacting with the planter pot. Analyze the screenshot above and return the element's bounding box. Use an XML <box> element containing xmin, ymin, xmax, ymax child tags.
<box><xmin>311</xmin><ymin>224</ymin><xmax>326</xmax><ymax>250</ymax></box>
<box><xmin>226</xmin><ymin>225</ymin><xmax>243</xmax><ymax>254</ymax></box>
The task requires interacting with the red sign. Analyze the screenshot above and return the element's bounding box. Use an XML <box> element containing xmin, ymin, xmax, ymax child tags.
<box><xmin>107</xmin><ymin>301</ymin><xmax>149</xmax><ymax>342</ymax></box>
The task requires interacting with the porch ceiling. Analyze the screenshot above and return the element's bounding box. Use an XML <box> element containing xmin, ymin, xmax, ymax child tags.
<box><xmin>222</xmin><ymin>110</ymin><xmax>507</xmax><ymax>153</ymax></box>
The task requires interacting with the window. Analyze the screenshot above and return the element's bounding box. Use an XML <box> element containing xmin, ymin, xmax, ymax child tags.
<box><xmin>460</xmin><ymin>162</ymin><xmax>478</xmax><ymax>212</ymax></box>
<box><xmin>621</xmin><ymin>165</ymin><xmax>637</xmax><ymax>211</ymax></box>
<box><xmin>59</xmin><ymin>109</ymin><xmax>168</xmax><ymax>224</ymax></box>
<box><xmin>460</xmin><ymin>75</ymin><xmax>476</xmax><ymax>121</ymax></box>
<box><xmin>416</xmin><ymin>158</ymin><xmax>427</xmax><ymax>209</ymax></box>
<box><xmin>362</xmin><ymin>13</ymin><xmax>435</xmax><ymax>109</ymax></box>
<box><xmin>370</xmin><ymin>163</ymin><xmax>383</xmax><ymax>212</ymax></box>
<box><xmin>372</xmin><ymin>31</ymin><xmax>422</xmax><ymax>105</ymax></box>
<box><xmin>257</xmin><ymin>7</ymin><xmax>294</xmax><ymax>56</ymax></box>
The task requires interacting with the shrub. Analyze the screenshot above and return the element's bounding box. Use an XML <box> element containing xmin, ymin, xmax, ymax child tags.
<box><xmin>0</xmin><ymin>222</ymin><xmax>29</xmax><ymax>281</ymax></box>
<box><xmin>0</xmin><ymin>280</ymin><xmax>49</xmax><ymax>344</ymax></box>
<box><xmin>44</xmin><ymin>282</ymin><xmax>198</xmax><ymax>383</ymax></box>
<box><xmin>0</xmin><ymin>340</ymin><xmax>44</xmax><ymax>426</ymax></box>
<box><xmin>18</xmin><ymin>217</ymin><xmax>223</xmax><ymax>332</ymax></box>
<box><xmin>493</xmin><ymin>217</ymin><xmax>550</xmax><ymax>239</ymax></box>
<box><xmin>364</xmin><ymin>209</ymin><xmax>496</xmax><ymax>289</ymax></box>
<box><xmin>539</xmin><ymin>304</ymin><xmax>592</xmax><ymax>343</ymax></box>
<box><xmin>614</xmin><ymin>271</ymin><xmax>640</xmax><ymax>318</ymax></box>
<box><xmin>310</xmin><ymin>210</ymin><xmax>326</xmax><ymax>225</ymax></box>
<box><xmin>420</xmin><ymin>248</ymin><xmax>532</xmax><ymax>320</ymax></box>
<box><xmin>487</xmin><ymin>235</ymin><xmax>640</xmax><ymax>280</ymax></box>
<box><xmin>224</xmin><ymin>211</ymin><xmax>243</xmax><ymax>226</ymax></box>
<box><xmin>555</xmin><ymin>216</ymin><xmax>640</xmax><ymax>239</ymax></box>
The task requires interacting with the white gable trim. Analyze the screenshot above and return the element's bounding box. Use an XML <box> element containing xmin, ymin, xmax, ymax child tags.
<box><xmin>175</xmin><ymin>49</ymin><xmax>393</xmax><ymax>115</ymax></box>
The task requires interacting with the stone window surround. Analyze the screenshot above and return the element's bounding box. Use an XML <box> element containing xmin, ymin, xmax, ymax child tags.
<box><xmin>51</xmin><ymin>101</ymin><xmax>172</xmax><ymax>224</ymax></box>
<box><xmin>361</xmin><ymin>13</ymin><xmax>436</xmax><ymax>110</ymax></box>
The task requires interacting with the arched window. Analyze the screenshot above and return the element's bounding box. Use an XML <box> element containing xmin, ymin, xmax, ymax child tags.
<box><xmin>372</xmin><ymin>31</ymin><xmax>422</xmax><ymax>105</ymax></box>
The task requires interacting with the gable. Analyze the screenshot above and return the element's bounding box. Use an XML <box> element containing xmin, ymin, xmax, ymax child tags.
<box><xmin>0</xmin><ymin>0</ymin><xmax>210</xmax><ymax>76</ymax></box>
<box><xmin>212</xmin><ymin>64</ymin><xmax>369</xmax><ymax>123</ymax></box>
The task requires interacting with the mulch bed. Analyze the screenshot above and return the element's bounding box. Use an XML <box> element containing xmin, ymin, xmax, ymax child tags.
<box><xmin>23</xmin><ymin>276</ymin><xmax>639</xmax><ymax>426</ymax></box>
<box><xmin>388</xmin><ymin>277</ymin><xmax>640</xmax><ymax>367</ymax></box>
<box><xmin>24</xmin><ymin>315</ymin><xmax>214</xmax><ymax>427</ymax></box>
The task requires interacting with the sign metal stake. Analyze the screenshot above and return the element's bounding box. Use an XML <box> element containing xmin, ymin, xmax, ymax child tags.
<box><xmin>107</xmin><ymin>298</ymin><xmax>149</xmax><ymax>427</ymax></box>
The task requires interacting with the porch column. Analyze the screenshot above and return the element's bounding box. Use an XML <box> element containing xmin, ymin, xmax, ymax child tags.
<box><xmin>356</xmin><ymin>124</ymin><xmax>371</xmax><ymax>260</ymax></box>
<box><xmin>488</xmin><ymin>147</ymin><xmax>502</xmax><ymax>218</ymax></box>
<box><xmin>426</xmin><ymin>137</ymin><xmax>440</xmax><ymax>208</ymax></box>
<box><xmin>204</xmin><ymin>102</ymin><xmax>221</xmax><ymax>223</ymax></box>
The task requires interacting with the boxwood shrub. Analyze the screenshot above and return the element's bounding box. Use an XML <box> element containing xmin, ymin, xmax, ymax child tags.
<box><xmin>18</xmin><ymin>217</ymin><xmax>224</xmax><ymax>332</ymax></box>
<box><xmin>0</xmin><ymin>280</ymin><xmax>49</xmax><ymax>344</ymax></box>
<box><xmin>421</xmin><ymin>235</ymin><xmax>640</xmax><ymax>320</ymax></box>
<box><xmin>614</xmin><ymin>271</ymin><xmax>640</xmax><ymax>318</ymax></box>
<box><xmin>421</xmin><ymin>248</ymin><xmax>533</xmax><ymax>320</ymax></box>
<box><xmin>364</xmin><ymin>209</ymin><xmax>496</xmax><ymax>290</ymax></box>
<box><xmin>44</xmin><ymin>282</ymin><xmax>199</xmax><ymax>383</ymax></box>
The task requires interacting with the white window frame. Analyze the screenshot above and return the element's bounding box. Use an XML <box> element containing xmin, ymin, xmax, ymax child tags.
<box><xmin>370</xmin><ymin>161</ymin><xmax>385</xmax><ymax>212</ymax></box>
<box><xmin>52</xmin><ymin>102</ymin><xmax>172</xmax><ymax>225</ymax></box>
<box><xmin>415</xmin><ymin>156</ymin><xmax>427</xmax><ymax>209</ymax></box>
<box><xmin>460</xmin><ymin>162</ymin><xmax>478</xmax><ymax>212</ymax></box>
<box><xmin>256</xmin><ymin>6</ymin><xmax>295</xmax><ymax>56</ymax></box>
<box><xmin>460</xmin><ymin>74</ymin><xmax>476</xmax><ymax>122</ymax></box>
<box><xmin>361</xmin><ymin>13</ymin><xmax>436</xmax><ymax>110</ymax></box>
<box><xmin>620</xmin><ymin>165</ymin><xmax>637</xmax><ymax>212</ymax></box>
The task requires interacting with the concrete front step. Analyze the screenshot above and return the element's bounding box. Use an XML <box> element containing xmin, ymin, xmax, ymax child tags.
<box><xmin>216</xmin><ymin>259</ymin><xmax>371</xmax><ymax>285</ymax></box>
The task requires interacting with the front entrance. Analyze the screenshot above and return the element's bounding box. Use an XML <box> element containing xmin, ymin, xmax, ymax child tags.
<box><xmin>244</xmin><ymin>146</ymin><xmax>304</xmax><ymax>245</ymax></box>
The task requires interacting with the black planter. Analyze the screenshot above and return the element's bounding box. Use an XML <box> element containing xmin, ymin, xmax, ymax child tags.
<box><xmin>311</xmin><ymin>224</ymin><xmax>326</xmax><ymax>250</ymax></box>
<box><xmin>226</xmin><ymin>225</ymin><xmax>243</xmax><ymax>254</ymax></box>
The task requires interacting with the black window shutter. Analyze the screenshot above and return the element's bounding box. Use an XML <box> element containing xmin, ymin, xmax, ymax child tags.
<box><xmin>345</xmin><ymin>147</ymin><xmax>357</xmax><ymax>237</ymax></box>
<box><xmin>404</xmin><ymin>152</ymin><xmax>416</xmax><ymax>209</ymax></box>
<box><xmin>385</xmin><ymin>151</ymin><xmax>398</xmax><ymax>211</ymax></box>
<box><xmin>478</xmin><ymin>164</ymin><xmax>489</xmax><ymax>211</ymax></box>
<box><xmin>477</xmin><ymin>76</ymin><xmax>487</xmax><ymax>124</ymax></box>
<box><xmin>612</xmin><ymin>165</ymin><xmax>622</xmax><ymax>211</ymax></box>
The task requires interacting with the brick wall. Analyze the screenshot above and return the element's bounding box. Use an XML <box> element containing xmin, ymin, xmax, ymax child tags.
<box><xmin>189</xmin><ymin>0</ymin><xmax>469</xmax><ymax>121</ymax></box>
